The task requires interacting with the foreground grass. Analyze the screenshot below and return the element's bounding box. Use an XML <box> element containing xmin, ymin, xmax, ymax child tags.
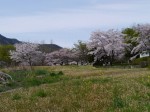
<box><xmin>0</xmin><ymin>66</ymin><xmax>150</xmax><ymax>112</ymax></box>
<box><xmin>0</xmin><ymin>69</ymin><xmax>64</xmax><ymax>92</ymax></box>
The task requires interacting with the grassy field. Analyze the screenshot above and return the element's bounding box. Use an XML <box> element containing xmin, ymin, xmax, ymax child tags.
<box><xmin>0</xmin><ymin>66</ymin><xmax>150</xmax><ymax>112</ymax></box>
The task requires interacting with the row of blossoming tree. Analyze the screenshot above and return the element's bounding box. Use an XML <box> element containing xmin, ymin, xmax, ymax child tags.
<box><xmin>9</xmin><ymin>24</ymin><xmax>150</xmax><ymax>67</ymax></box>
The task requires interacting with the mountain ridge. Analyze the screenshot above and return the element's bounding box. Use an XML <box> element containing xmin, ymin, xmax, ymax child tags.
<box><xmin>0</xmin><ymin>34</ymin><xmax>21</xmax><ymax>45</ymax></box>
<box><xmin>0</xmin><ymin>34</ymin><xmax>62</xmax><ymax>53</ymax></box>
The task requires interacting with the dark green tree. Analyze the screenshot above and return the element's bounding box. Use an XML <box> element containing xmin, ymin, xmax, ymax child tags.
<box><xmin>0</xmin><ymin>45</ymin><xmax>15</xmax><ymax>64</ymax></box>
<box><xmin>74</xmin><ymin>40</ymin><xmax>89</xmax><ymax>64</ymax></box>
<box><xmin>122</xmin><ymin>28</ymin><xmax>139</xmax><ymax>46</ymax></box>
<box><xmin>122</xmin><ymin>28</ymin><xmax>139</xmax><ymax>61</ymax></box>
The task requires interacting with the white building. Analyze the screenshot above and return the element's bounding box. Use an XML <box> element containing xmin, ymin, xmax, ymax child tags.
<box><xmin>140</xmin><ymin>51</ymin><xmax>150</xmax><ymax>58</ymax></box>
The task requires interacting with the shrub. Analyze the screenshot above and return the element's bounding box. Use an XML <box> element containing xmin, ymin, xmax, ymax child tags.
<box><xmin>34</xmin><ymin>69</ymin><xmax>48</xmax><ymax>76</ymax></box>
<box><xmin>58</xmin><ymin>71</ymin><xmax>64</xmax><ymax>75</ymax></box>
<box><xmin>132</xmin><ymin>57</ymin><xmax>150</xmax><ymax>67</ymax></box>
<box><xmin>34</xmin><ymin>69</ymin><xmax>64</xmax><ymax>76</ymax></box>
<box><xmin>50</xmin><ymin>71</ymin><xmax>64</xmax><ymax>76</ymax></box>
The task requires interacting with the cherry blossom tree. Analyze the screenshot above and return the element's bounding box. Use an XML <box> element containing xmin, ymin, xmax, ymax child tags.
<box><xmin>88</xmin><ymin>29</ymin><xmax>126</xmax><ymax>65</ymax></box>
<box><xmin>69</xmin><ymin>48</ymin><xmax>80</xmax><ymax>65</ymax></box>
<box><xmin>45</xmin><ymin>48</ymin><xmax>72</xmax><ymax>65</ymax></box>
<box><xmin>10</xmin><ymin>43</ymin><xmax>43</xmax><ymax>68</ymax></box>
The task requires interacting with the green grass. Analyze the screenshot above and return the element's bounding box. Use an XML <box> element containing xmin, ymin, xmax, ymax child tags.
<box><xmin>31</xmin><ymin>89</ymin><xmax>47</xmax><ymax>99</ymax></box>
<box><xmin>12</xmin><ymin>93</ymin><xmax>22</xmax><ymax>100</ymax></box>
<box><xmin>0</xmin><ymin>69</ymin><xmax>64</xmax><ymax>91</ymax></box>
<box><xmin>0</xmin><ymin>66</ymin><xmax>150</xmax><ymax>111</ymax></box>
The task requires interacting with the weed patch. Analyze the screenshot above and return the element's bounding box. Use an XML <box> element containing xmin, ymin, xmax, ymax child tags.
<box><xmin>32</xmin><ymin>89</ymin><xmax>47</xmax><ymax>98</ymax></box>
<box><xmin>0</xmin><ymin>69</ymin><xmax>64</xmax><ymax>92</ymax></box>
<box><xmin>12</xmin><ymin>93</ymin><xmax>21</xmax><ymax>100</ymax></box>
<box><xmin>112</xmin><ymin>86</ymin><xmax>126</xmax><ymax>109</ymax></box>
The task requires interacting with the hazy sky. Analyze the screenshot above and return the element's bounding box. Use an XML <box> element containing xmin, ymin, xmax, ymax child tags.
<box><xmin>0</xmin><ymin>0</ymin><xmax>150</xmax><ymax>47</ymax></box>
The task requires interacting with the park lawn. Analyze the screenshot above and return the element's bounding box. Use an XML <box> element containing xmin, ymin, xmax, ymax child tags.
<box><xmin>0</xmin><ymin>66</ymin><xmax>150</xmax><ymax>112</ymax></box>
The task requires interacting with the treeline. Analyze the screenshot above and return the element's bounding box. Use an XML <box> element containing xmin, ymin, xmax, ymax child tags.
<box><xmin>1</xmin><ymin>24</ymin><xmax>150</xmax><ymax>67</ymax></box>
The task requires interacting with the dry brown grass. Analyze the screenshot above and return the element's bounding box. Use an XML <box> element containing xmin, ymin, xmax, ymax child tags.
<box><xmin>0</xmin><ymin>66</ymin><xmax>150</xmax><ymax>112</ymax></box>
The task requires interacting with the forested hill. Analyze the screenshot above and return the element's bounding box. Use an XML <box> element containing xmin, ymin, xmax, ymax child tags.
<box><xmin>39</xmin><ymin>44</ymin><xmax>62</xmax><ymax>53</ymax></box>
<box><xmin>0</xmin><ymin>34</ymin><xmax>62</xmax><ymax>53</ymax></box>
<box><xmin>0</xmin><ymin>34</ymin><xmax>21</xmax><ymax>45</ymax></box>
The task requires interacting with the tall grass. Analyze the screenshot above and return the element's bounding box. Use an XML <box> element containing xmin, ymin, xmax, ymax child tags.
<box><xmin>0</xmin><ymin>66</ymin><xmax>150</xmax><ymax>111</ymax></box>
<box><xmin>0</xmin><ymin>69</ymin><xmax>64</xmax><ymax>92</ymax></box>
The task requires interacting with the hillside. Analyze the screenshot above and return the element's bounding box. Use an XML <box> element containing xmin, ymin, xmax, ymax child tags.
<box><xmin>0</xmin><ymin>34</ymin><xmax>62</xmax><ymax>53</ymax></box>
<box><xmin>39</xmin><ymin>44</ymin><xmax>62</xmax><ymax>53</ymax></box>
<box><xmin>0</xmin><ymin>34</ymin><xmax>21</xmax><ymax>45</ymax></box>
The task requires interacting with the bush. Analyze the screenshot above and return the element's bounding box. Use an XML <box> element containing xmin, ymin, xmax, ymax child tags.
<box><xmin>34</xmin><ymin>69</ymin><xmax>48</xmax><ymax>76</ymax></box>
<box><xmin>50</xmin><ymin>71</ymin><xmax>64</xmax><ymax>76</ymax></box>
<box><xmin>0</xmin><ymin>61</ymin><xmax>7</xmax><ymax>68</ymax></box>
<box><xmin>34</xmin><ymin>69</ymin><xmax>64</xmax><ymax>76</ymax></box>
<box><xmin>132</xmin><ymin>57</ymin><xmax>150</xmax><ymax>68</ymax></box>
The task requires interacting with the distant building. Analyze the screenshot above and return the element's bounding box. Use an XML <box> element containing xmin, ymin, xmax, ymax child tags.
<box><xmin>140</xmin><ymin>51</ymin><xmax>150</xmax><ymax>58</ymax></box>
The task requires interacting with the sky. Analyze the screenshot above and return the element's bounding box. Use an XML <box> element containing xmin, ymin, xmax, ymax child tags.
<box><xmin>0</xmin><ymin>0</ymin><xmax>150</xmax><ymax>48</ymax></box>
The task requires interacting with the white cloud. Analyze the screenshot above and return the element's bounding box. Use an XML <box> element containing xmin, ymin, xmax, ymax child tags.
<box><xmin>0</xmin><ymin>2</ymin><xmax>149</xmax><ymax>33</ymax></box>
<box><xmin>94</xmin><ymin>4</ymin><xmax>136</xmax><ymax>11</ymax></box>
